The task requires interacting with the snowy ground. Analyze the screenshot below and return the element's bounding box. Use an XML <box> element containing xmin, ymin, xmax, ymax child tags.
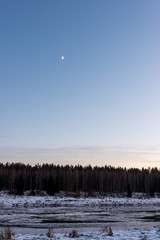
<box><xmin>1</xmin><ymin>192</ymin><xmax>160</xmax><ymax>239</ymax></box>
<box><xmin>9</xmin><ymin>228</ymin><xmax>160</xmax><ymax>239</ymax></box>
<box><xmin>0</xmin><ymin>191</ymin><xmax>160</xmax><ymax>208</ymax></box>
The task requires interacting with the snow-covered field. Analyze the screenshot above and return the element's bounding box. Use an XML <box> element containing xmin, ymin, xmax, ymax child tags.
<box><xmin>0</xmin><ymin>191</ymin><xmax>160</xmax><ymax>208</ymax></box>
<box><xmin>8</xmin><ymin>228</ymin><xmax>160</xmax><ymax>239</ymax></box>
<box><xmin>1</xmin><ymin>192</ymin><xmax>160</xmax><ymax>239</ymax></box>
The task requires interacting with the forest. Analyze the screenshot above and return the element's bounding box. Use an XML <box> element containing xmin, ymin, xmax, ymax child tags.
<box><xmin>0</xmin><ymin>162</ymin><xmax>160</xmax><ymax>196</ymax></box>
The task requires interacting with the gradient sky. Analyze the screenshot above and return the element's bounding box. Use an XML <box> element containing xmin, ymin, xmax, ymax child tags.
<box><xmin>1</xmin><ymin>0</ymin><xmax>160</xmax><ymax>168</ymax></box>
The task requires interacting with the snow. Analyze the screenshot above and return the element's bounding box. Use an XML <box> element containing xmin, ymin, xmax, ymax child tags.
<box><xmin>1</xmin><ymin>191</ymin><xmax>160</xmax><ymax>208</ymax></box>
<box><xmin>9</xmin><ymin>228</ymin><xmax>160</xmax><ymax>239</ymax></box>
<box><xmin>1</xmin><ymin>192</ymin><xmax>160</xmax><ymax>239</ymax></box>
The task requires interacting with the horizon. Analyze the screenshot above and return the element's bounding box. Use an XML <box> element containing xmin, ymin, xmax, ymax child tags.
<box><xmin>1</xmin><ymin>1</ymin><xmax>160</xmax><ymax>168</ymax></box>
<box><xmin>1</xmin><ymin>144</ymin><xmax>160</xmax><ymax>169</ymax></box>
<box><xmin>0</xmin><ymin>158</ymin><xmax>159</xmax><ymax>171</ymax></box>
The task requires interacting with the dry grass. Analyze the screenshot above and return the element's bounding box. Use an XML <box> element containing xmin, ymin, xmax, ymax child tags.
<box><xmin>108</xmin><ymin>227</ymin><xmax>113</xmax><ymax>236</ymax></box>
<box><xmin>101</xmin><ymin>226</ymin><xmax>113</xmax><ymax>236</ymax></box>
<box><xmin>69</xmin><ymin>229</ymin><xmax>79</xmax><ymax>238</ymax></box>
<box><xmin>0</xmin><ymin>228</ymin><xmax>12</xmax><ymax>240</ymax></box>
<box><xmin>46</xmin><ymin>228</ymin><xmax>54</xmax><ymax>238</ymax></box>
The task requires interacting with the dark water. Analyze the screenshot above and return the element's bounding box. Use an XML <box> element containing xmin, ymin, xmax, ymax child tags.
<box><xmin>0</xmin><ymin>204</ymin><xmax>160</xmax><ymax>234</ymax></box>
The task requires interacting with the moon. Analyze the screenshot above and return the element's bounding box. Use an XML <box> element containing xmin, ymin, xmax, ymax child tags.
<box><xmin>61</xmin><ymin>56</ymin><xmax>64</xmax><ymax>60</ymax></box>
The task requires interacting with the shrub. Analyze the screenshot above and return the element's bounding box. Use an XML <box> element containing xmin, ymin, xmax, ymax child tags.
<box><xmin>101</xmin><ymin>226</ymin><xmax>113</xmax><ymax>236</ymax></box>
<box><xmin>108</xmin><ymin>227</ymin><xmax>113</xmax><ymax>236</ymax></box>
<box><xmin>46</xmin><ymin>228</ymin><xmax>54</xmax><ymax>238</ymax></box>
<box><xmin>0</xmin><ymin>228</ymin><xmax>12</xmax><ymax>240</ymax></box>
<box><xmin>69</xmin><ymin>229</ymin><xmax>79</xmax><ymax>238</ymax></box>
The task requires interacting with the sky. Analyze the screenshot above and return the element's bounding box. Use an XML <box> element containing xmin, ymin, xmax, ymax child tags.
<box><xmin>0</xmin><ymin>0</ymin><xmax>160</xmax><ymax>168</ymax></box>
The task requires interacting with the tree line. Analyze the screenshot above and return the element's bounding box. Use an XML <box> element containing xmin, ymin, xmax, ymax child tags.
<box><xmin>0</xmin><ymin>162</ymin><xmax>160</xmax><ymax>196</ymax></box>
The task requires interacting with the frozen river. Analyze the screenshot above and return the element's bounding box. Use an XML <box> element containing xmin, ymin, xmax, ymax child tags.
<box><xmin>0</xmin><ymin>198</ymin><xmax>160</xmax><ymax>235</ymax></box>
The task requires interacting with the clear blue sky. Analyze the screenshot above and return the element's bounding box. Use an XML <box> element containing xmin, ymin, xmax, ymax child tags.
<box><xmin>1</xmin><ymin>0</ymin><xmax>160</xmax><ymax>168</ymax></box>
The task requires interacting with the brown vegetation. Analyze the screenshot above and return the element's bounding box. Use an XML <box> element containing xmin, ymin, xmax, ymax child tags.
<box><xmin>46</xmin><ymin>228</ymin><xmax>54</xmax><ymax>238</ymax></box>
<box><xmin>0</xmin><ymin>228</ymin><xmax>12</xmax><ymax>240</ymax></box>
<box><xmin>69</xmin><ymin>230</ymin><xmax>79</xmax><ymax>238</ymax></box>
<box><xmin>108</xmin><ymin>227</ymin><xmax>113</xmax><ymax>236</ymax></box>
<box><xmin>101</xmin><ymin>226</ymin><xmax>113</xmax><ymax>236</ymax></box>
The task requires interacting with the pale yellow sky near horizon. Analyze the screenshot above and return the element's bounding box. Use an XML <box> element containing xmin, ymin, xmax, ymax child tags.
<box><xmin>0</xmin><ymin>145</ymin><xmax>160</xmax><ymax>169</ymax></box>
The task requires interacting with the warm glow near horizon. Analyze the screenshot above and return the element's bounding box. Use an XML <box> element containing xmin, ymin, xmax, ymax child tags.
<box><xmin>1</xmin><ymin>145</ymin><xmax>160</xmax><ymax>170</ymax></box>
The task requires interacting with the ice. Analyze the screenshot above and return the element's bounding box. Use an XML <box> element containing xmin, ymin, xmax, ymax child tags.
<box><xmin>1</xmin><ymin>192</ymin><xmax>160</xmax><ymax>239</ymax></box>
